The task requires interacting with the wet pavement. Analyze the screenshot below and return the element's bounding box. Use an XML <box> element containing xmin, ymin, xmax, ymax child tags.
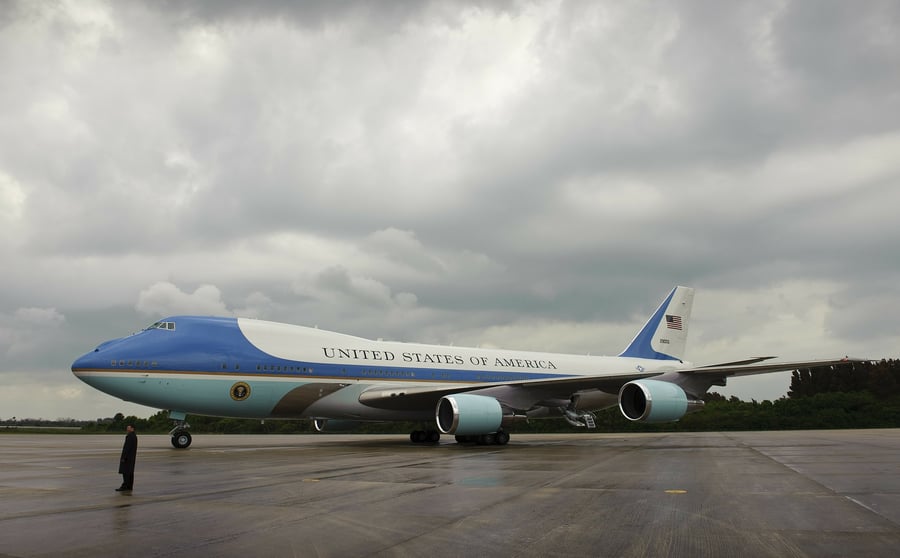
<box><xmin>1</xmin><ymin>430</ymin><xmax>899</xmax><ymax>557</ymax></box>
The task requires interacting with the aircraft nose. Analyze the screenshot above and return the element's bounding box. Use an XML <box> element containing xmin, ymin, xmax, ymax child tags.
<box><xmin>72</xmin><ymin>335</ymin><xmax>130</xmax><ymax>374</ymax></box>
<box><xmin>72</xmin><ymin>351</ymin><xmax>94</xmax><ymax>373</ymax></box>
<box><xmin>71</xmin><ymin>348</ymin><xmax>109</xmax><ymax>375</ymax></box>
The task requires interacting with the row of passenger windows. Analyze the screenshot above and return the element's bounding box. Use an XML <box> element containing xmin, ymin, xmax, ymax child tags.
<box><xmin>109</xmin><ymin>361</ymin><xmax>429</xmax><ymax>379</ymax></box>
<box><xmin>476</xmin><ymin>374</ymin><xmax>520</xmax><ymax>382</ymax></box>
<box><xmin>253</xmin><ymin>366</ymin><xmax>416</xmax><ymax>378</ymax></box>
<box><xmin>108</xmin><ymin>360</ymin><xmax>305</xmax><ymax>373</ymax></box>
<box><xmin>112</xmin><ymin>360</ymin><xmax>158</xmax><ymax>368</ymax></box>
<box><xmin>256</xmin><ymin>364</ymin><xmax>313</xmax><ymax>373</ymax></box>
<box><xmin>356</xmin><ymin>369</ymin><xmax>417</xmax><ymax>378</ymax></box>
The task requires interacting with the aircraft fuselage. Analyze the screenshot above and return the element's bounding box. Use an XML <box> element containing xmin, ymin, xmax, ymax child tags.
<box><xmin>71</xmin><ymin>315</ymin><xmax>685</xmax><ymax>421</ymax></box>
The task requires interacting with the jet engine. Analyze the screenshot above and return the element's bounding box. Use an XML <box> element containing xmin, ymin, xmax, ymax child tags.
<box><xmin>436</xmin><ymin>394</ymin><xmax>503</xmax><ymax>435</ymax></box>
<box><xmin>618</xmin><ymin>379</ymin><xmax>704</xmax><ymax>423</ymax></box>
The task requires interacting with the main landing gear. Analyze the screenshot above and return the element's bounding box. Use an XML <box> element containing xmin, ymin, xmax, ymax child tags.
<box><xmin>409</xmin><ymin>429</ymin><xmax>510</xmax><ymax>445</ymax></box>
<box><xmin>454</xmin><ymin>430</ymin><xmax>510</xmax><ymax>446</ymax></box>
<box><xmin>168</xmin><ymin>412</ymin><xmax>192</xmax><ymax>449</ymax></box>
<box><xmin>409</xmin><ymin>429</ymin><xmax>441</xmax><ymax>444</ymax></box>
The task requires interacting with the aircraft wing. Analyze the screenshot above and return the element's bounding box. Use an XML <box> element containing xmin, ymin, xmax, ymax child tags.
<box><xmin>357</xmin><ymin>370</ymin><xmax>659</xmax><ymax>410</ymax></box>
<box><xmin>680</xmin><ymin>356</ymin><xmax>863</xmax><ymax>377</ymax></box>
<box><xmin>357</xmin><ymin>356</ymin><xmax>863</xmax><ymax>411</ymax></box>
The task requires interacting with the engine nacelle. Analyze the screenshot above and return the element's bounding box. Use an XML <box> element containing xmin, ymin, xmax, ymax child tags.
<box><xmin>618</xmin><ymin>379</ymin><xmax>704</xmax><ymax>423</ymax></box>
<box><xmin>313</xmin><ymin>418</ymin><xmax>366</xmax><ymax>432</ymax></box>
<box><xmin>436</xmin><ymin>394</ymin><xmax>503</xmax><ymax>435</ymax></box>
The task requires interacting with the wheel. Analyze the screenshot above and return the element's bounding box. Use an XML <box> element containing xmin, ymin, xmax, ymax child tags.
<box><xmin>410</xmin><ymin>430</ymin><xmax>427</xmax><ymax>443</ymax></box>
<box><xmin>427</xmin><ymin>430</ymin><xmax>441</xmax><ymax>443</ymax></box>
<box><xmin>171</xmin><ymin>431</ymin><xmax>192</xmax><ymax>449</ymax></box>
<box><xmin>495</xmin><ymin>431</ymin><xmax>510</xmax><ymax>445</ymax></box>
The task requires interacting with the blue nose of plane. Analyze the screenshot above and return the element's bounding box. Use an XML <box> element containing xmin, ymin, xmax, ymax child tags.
<box><xmin>71</xmin><ymin>351</ymin><xmax>104</xmax><ymax>393</ymax></box>
<box><xmin>72</xmin><ymin>350</ymin><xmax>97</xmax><ymax>371</ymax></box>
<box><xmin>71</xmin><ymin>350</ymin><xmax>104</xmax><ymax>378</ymax></box>
<box><xmin>71</xmin><ymin>335</ymin><xmax>129</xmax><ymax>375</ymax></box>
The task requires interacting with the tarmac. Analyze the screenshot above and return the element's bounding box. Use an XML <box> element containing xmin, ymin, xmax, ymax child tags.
<box><xmin>1</xmin><ymin>429</ymin><xmax>899</xmax><ymax>557</ymax></box>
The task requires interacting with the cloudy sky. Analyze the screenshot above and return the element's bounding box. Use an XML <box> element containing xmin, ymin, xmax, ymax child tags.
<box><xmin>2</xmin><ymin>0</ymin><xmax>899</xmax><ymax>421</ymax></box>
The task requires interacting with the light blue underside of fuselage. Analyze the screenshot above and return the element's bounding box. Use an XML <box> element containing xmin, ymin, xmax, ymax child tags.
<box><xmin>81</xmin><ymin>374</ymin><xmax>285</xmax><ymax>418</ymax></box>
<box><xmin>80</xmin><ymin>373</ymin><xmax>433</xmax><ymax>421</ymax></box>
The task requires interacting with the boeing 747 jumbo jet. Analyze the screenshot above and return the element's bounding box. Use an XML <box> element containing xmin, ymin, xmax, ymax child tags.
<box><xmin>72</xmin><ymin>286</ymin><xmax>854</xmax><ymax>448</ymax></box>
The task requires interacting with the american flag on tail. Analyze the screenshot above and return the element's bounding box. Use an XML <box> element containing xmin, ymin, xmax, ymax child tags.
<box><xmin>666</xmin><ymin>314</ymin><xmax>683</xmax><ymax>330</ymax></box>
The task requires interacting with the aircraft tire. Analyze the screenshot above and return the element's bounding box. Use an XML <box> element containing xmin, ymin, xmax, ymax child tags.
<box><xmin>410</xmin><ymin>430</ymin><xmax>428</xmax><ymax>443</ymax></box>
<box><xmin>171</xmin><ymin>431</ymin><xmax>192</xmax><ymax>449</ymax></box>
<box><xmin>495</xmin><ymin>431</ymin><xmax>510</xmax><ymax>445</ymax></box>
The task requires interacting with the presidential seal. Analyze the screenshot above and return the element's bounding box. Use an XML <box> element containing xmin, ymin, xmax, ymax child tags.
<box><xmin>230</xmin><ymin>382</ymin><xmax>251</xmax><ymax>401</ymax></box>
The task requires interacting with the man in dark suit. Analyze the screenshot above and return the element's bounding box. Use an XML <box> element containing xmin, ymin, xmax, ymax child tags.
<box><xmin>116</xmin><ymin>425</ymin><xmax>137</xmax><ymax>492</ymax></box>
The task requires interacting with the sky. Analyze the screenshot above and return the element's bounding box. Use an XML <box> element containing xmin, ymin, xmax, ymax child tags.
<box><xmin>1</xmin><ymin>0</ymin><xmax>899</xmax><ymax>421</ymax></box>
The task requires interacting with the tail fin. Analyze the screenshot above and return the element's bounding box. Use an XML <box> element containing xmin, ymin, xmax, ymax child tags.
<box><xmin>618</xmin><ymin>286</ymin><xmax>694</xmax><ymax>361</ymax></box>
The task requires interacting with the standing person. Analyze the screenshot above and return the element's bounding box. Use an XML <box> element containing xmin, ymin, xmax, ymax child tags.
<box><xmin>116</xmin><ymin>425</ymin><xmax>137</xmax><ymax>492</ymax></box>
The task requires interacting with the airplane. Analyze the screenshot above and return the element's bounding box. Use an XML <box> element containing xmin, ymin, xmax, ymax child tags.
<box><xmin>71</xmin><ymin>286</ymin><xmax>855</xmax><ymax>448</ymax></box>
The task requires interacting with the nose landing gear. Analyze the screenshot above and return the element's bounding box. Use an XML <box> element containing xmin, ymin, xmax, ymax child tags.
<box><xmin>168</xmin><ymin>411</ymin><xmax>192</xmax><ymax>449</ymax></box>
<box><xmin>170</xmin><ymin>427</ymin><xmax>192</xmax><ymax>449</ymax></box>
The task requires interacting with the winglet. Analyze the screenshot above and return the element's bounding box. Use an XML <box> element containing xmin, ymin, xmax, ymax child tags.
<box><xmin>618</xmin><ymin>286</ymin><xmax>694</xmax><ymax>361</ymax></box>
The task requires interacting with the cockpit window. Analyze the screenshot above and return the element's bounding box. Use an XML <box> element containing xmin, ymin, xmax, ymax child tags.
<box><xmin>147</xmin><ymin>321</ymin><xmax>176</xmax><ymax>331</ymax></box>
